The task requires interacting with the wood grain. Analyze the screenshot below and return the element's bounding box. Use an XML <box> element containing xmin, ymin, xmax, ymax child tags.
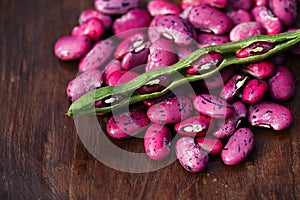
<box><xmin>1</xmin><ymin>0</ymin><xmax>300</xmax><ymax>199</ymax></box>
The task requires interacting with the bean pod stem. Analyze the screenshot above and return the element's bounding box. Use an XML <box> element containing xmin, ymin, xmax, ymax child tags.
<box><xmin>67</xmin><ymin>30</ymin><xmax>300</xmax><ymax>116</ymax></box>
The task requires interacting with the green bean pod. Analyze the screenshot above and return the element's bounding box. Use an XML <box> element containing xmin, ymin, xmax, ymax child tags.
<box><xmin>67</xmin><ymin>30</ymin><xmax>300</xmax><ymax>116</ymax></box>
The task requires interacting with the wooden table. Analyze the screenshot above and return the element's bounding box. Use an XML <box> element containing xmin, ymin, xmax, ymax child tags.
<box><xmin>1</xmin><ymin>0</ymin><xmax>300</xmax><ymax>199</ymax></box>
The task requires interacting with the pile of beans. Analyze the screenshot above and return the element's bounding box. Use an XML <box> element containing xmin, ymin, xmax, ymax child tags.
<box><xmin>54</xmin><ymin>0</ymin><xmax>300</xmax><ymax>173</ymax></box>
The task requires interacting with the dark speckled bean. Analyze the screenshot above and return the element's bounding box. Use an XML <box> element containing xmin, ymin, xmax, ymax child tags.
<box><xmin>268</xmin><ymin>66</ymin><xmax>295</xmax><ymax>101</ymax></box>
<box><xmin>147</xmin><ymin>0</ymin><xmax>181</xmax><ymax>16</ymax></box>
<box><xmin>174</xmin><ymin>115</ymin><xmax>211</xmax><ymax>137</ymax></box>
<box><xmin>221</xmin><ymin>128</ymin><xmax>255</xmax><ymax>166</ymax></box>
<box><xmin>248</xmin><ymin>101</ymin><xmax>294</xmax><ymax>130</ymax></box>
<box><xmin>137</xmin><ymin>75</ymin><xmax>172</xmax><ymax>94</ymax></box>
<box><xmin>121</xmin><ymin>48</ymin><xmax>149</xmax><ymax>70</ymax></box>
<box><xmin>193</xmin><ymin>94</ymin><xmax>235</xmax><ymax>119</ymax></box>
<box><xmin>219</xmin><ymin>74</ymin><xmax>248</xmax><ymax>102</ymax></box>
<box><xmin>242</xmin><ymin>61</ymin><xmax>275</xmax><ymax>79</ymax></box>
<box><xmin>188</xmin><ymin>5</ymin><xmax>232</xmax><ymax>35</ymax></box>
<box><xmin>213</xmin><ymin>101</ymin><xmax>247</xmax><ymax>138</ymax></box>
<box><xmin>230</xmin><ymin>22</ymin><xmax>265</xmax><ymax>42</ymax></box>
<box><xmin>198</xmin><ymin>33</ymin><xmax>230</xmax><ymax>48</ymax></box>
<box><xmin>94</xmin><ymin>0</ymin><xmax>139</xmax><ymax>15</ymax></box>
<box><xmin>144</xmin><ymin>124</ymin><xmax>171</xmax><ymax>161</ymax></box>
<box><xmin>175</xmin><ymin>137</ymin><xmax>209</xmax><ymax>173</ymax></box>
<box><xmin>236</xmin><ymin>41</ymin><xmax>274</xmax><ymax>58</ymax></box>
<box><xmin>269</xmin><ymin>0</ymin><xmax>297</xmax><ymax>26</ymax></box>
<box><xmin>147</xmin><ymin>96</ymin><xmax>193</xmax><ymax>124</ymax></box>
<box><xmin>106</xmin><ymin>109</ymin><xmax>150</xmax><ymax>139</ymax></box>
<box><xmin>226</xmin><ymin>9</ymin><xmax>252</xmax><ymax>25</ymax></box>
<box><xmin>106</xmin><ymin>70</ymin><xmax>140</xmax><ymax>86</ymax></box>
<box><xmin>242</xmin><ymin>79</ymin><xmax>268</xmax><ymax>104</ymax></box>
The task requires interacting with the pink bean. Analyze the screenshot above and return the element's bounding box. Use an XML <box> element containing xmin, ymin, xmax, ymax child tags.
<box><xmin>94</xmin><ymin>0</ymin><xmax>139</xmax><ymax>15</ymax></box>
<box><xmin>121</xmin><ymin>48</ymin><xmax>149</xmax><ymax>70</ymax></box>
<box><xmin>230</xmin><ymin>22</ymin><xmax>265</xmax><ymax>42</ymax></box>
<box><xmin>254</xmin><ymin>0</ymin><xmax>268</xmax><ymax>6</ymax></box>
<box><xmin>72</xmin><ymin>18</ymin><xmax>105</xmax><ymax>41</ymax></box>
<box><xmin>242</xmin><ymin>61</ymin><xmax>275</xmax><ymax>79</ymax></box>
<box><xmin>219</xmin><ymin>74</ymin><xmax>247</xmax><ymax>102</ymax></box>
<box><xmin>147</xmin><ymin>0</ymin><xmax>181</xmax><ymax>16</ymax></box>
<box><xmin>197</xmin><ymin>33</ymin><xmax>230</xmax><ymax>48</ymax></box>
<box><xmin>79</xmin><ymin>9</ymin><xmax>112</xmax><ymax>30</ymax></box>
<box><xmin>226</xmin><ymin>9</ymin><xmax>252</xmax><ymax>25</ymax></box>
<box><xmin>103</xmin><ymin>59</ymin><xmax>122</xmax><ymax>84</ymax></box>
<box><xmin>242</xmin><ymin>79</ymin><xmax>268</xmax><ymax>104</ymax></box>
<box><xmin>106</xmin><ymin>70</ymin><xmax>140</xmax><ymax>86</ymax></box>
<box><xmin>174</xmin><ymin>115</ymin><xmax>211</xmax><ymax>137</ymax></box>
<box><xmin>195</xmin><ymin>137</ymin><xmax>223</xmax><ymax>155</ymax></box>
<box><xmin>268</xmin><ymin>0</ymin><xmax>297</xmax><ymax>26</ymax></box>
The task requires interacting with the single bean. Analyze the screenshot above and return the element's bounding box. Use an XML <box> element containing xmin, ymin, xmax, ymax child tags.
<box><xmin>268</xmin><ymin>0</ymin><xmax>297</xmax><ymax>26</ymax></box>
<box><xmin>121</xmin><ymin>48</ymin><xmax>149</xmax><ymax>70</ymax></box>
<box><xmin>198</xmin><ymin>33</ymin><xmax>230</xmax><ymax>48</ymax></box>
<box><xmin>72</xmin><ymin>18</ymin><xmax>105</xmax><ymax>41</ymax></box>
<box><xmin>219</xmin><ymin>74</ymin><xmax>248</xmax><ymax>102</ymax></box>
<box><xmin>242</xmin><ymin>79</ymin><xmax>268</xmax><ymax>104</ymax></box>
<box><xmin>79</xmin><ymin>9</ymin><xmax>112</xmax><ymax>30</ymax></box>
<box><xmin>144</xmin><ymin>124</ymin><xmax>171</xmax><ymax>160</ymax></box>
<box><xmin>147</xmin><ymin>0</ymin><xmax>181</xmax><ymax>16</ymax></box>
<box><xmin>94</xmin><ymin>0</ymin><xmax>139</xmax><ymax>15</ymax></box>
<box><xmin>230</xmin><ymin>22</ymin><xmax>265</xmax><ymax>42</ymax></box>
<box><xmin>175</xmin><ymin>137</ymin><xmax>209</xmax><ymax>173</ymax></box>
<box><xmin>137</xmin><ymin>75</ymin><xmax>172</xmax><ymax>94</ymax></box>
<box><xmin>106</xmin><ymin>70</ymin><xmax>140</xmax><ymax>86</ymax></box>
<box><xmin>226</xmin><ymin>9</ymin><xmax>252</xmax><ymax>25</ymax></box>
<box><xmin>236</xmin><ymin>41</ymin><xmax>274</xmax><ymax>58</ymax></box>
<box><xmin>248</xmin><ymin>101</ymin><xmax>294</xmax><ymax>130</ymax></box>
<box><xmin>242</xmin><ymin>61</ymin><xmax>275</xmax><ymax>79</ymax></box>
<box><xmin>195</xmin><ymin>137</ymin><xmax>223</xmax><ymax>155</ymax></box>
<box><xmin>174</xmin><ymin>115</ymin><xmax>211</xmax><ymax>137</ymax></box>
<box><xmin>221</xmin><ymin>128</ymin><xmax>255</xmax><ymax>166</ymax></box>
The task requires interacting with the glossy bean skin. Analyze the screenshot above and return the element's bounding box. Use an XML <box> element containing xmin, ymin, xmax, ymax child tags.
<box><xmin>188</xmin><ymin>5</ymin><xmax>232</xmax><ymax>35</ymax></box>
<box><xmin>149</xmin><ymin>14</ymin><xmax>197</xmax><ymax>46</ymax></box>
<box><xmin>242</xmin><ymin>79</ymin><xmax>268</xmax><ymax>104</ymax></box>
<box><xmin>197</xmin><ymin>33</ymin><xmax>230</xmax><ymax>48</ymax></box>
<box><xmin>193</xmin><ymin>94</ymin><xmax>235</xmax><ymax>119</ymax></box>
<box><xmin>144</xmin><ymin>124</ymin><xmax>171</xmax><ymax>160</ymax></box>
<box><xmin>147</xmin><ymin>96</ymin><xmax>193</xmax><ymax>124</ymax></box>
<box><xmin>268</xmin><ymin>0</ymin><xmax>297</xmax><ymax>26</ymax></box>
<box><xmin>195</xmin><ymin>137</ymin><xmax>223</xmax><ymax>155</ymax></box>
<box><xmin>54</xmin><ymin>35</ymin><xmax>92</xmax><ymax>61</ymax></box>
<box><xmin>175</xmin><ymin>137</ymin><xmax>209</xmax><ymax>173</ymax></box>
<box><xmin>186</xmin><ymin>53</ymin><xmax>223</xmax><ymax>75</ymax></box>
<box><xmin>248</xmin><ymin>101</ymin><xmax>294</xmax><ymax>131</ymax></box>
<box><xmin>221</xmin><ymin>128</ymin><xmax>255</xmax><ymax>166</ymax></box>
<box><xmin>219</xmin><ymin>74</ymin><xmax>247</xmax><ymax>102</ymax></box>
<box><xmin>67</xmin><ymin>69</ymin><xmax>103</xmax><ymax>101</ymax></box>
<box><xmin>198</xmin><ymin>0</ymin><xmax>227</xmax><ymax>8</ymax></box>
<box><xmin>79</xmin><ymin>9</ymin><xmax>112</xmax><ymax>30</ymax></box>
<box><xmin>94</xmin><ymin>0</ymin><xmax>139</xmax><ymax>15</ymax></box>
<box><xmin>226</xmin><ymin>9</ymin><xmax>252</xmax><ymax>25</ymax></box>
<box><xmin>147</xmin><ymin>0</ymin><xmax>181</xmax><ymax>16</ymax></box>
<box><xmin>236</xmin><ymin>41</ymin><xmax>274</xmax><ymax>58</ymax></box>
<box><xmin>251</xmin><ymin>6</ymin><xmax>283</xmax><ymax>35</ymax></box>
<box><xmin>242</xmin><ymin>61</ymin><xmax>275</xmax><ymax>79</ymax></box>
<box><xmin>103</xmin><ymin>59</ymin><xmax>122</xmax><ymax>84</ymax></box>
<box><xmin>78</xmin><ymin>39</ymin><xmax>115</xmax><ymax>72</ymax></box>
<box><xmin>174</xmin><ymin>115</ymin><xmax>211</xmax><ymax>137</ymax></box>
<box><xmin>213</xmin><ymin>101</ymin><xmax>247</xmax><ymax>138</ymax></box>
<box><xmin>121</xmin><ymin>48</ymin><xmax>149</xmax><ymax>70</ymax></box>
<box><xmin>72</xmin><ymin>18</ymin><xmax>105</xmax><ymax>41</ymax></box>
<box><xmin>230</xmin><ymin>22</ymin><xmax>265</xmax><ymax>42</ymax></box>
<box><xmin>254</xmin><ymin>0</ymin><xmax>268</xmax><ymax>6</ymax></box>
<box><xmin>268</xmin><ymin>66</ymin><xmax>295</xmax><ymax>101</ymax></box>
<box><xmin>145</xmin><ymin>38</ymin><xmax>178</xmax><ymax>72</ymax></box>
<box><xmin>227</xmin><ymin>0</ymin><xmax>253</xmax><ymax>10</ymax></box>
<box><xmin>106</xmin><ymin>70</ymin><xmax>140</xmax><ymax>86</ymax></box>
<box><xmin>114</xmin><ymin>33</ymin><xmax>148</xmax><ymax>60</ymax></box>
<box><xmin>113</xmin><ymin>9</ymin><xmax>151</xmax><ymax>38</ymax></box>
<box><xmin>106</xmin><ymin>110</ymin><xmax>150</xmax><ymax>139</ymax></box>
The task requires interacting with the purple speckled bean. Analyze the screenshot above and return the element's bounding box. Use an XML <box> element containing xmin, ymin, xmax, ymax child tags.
<box><xmin>236</xmin><ymin>41</ymin><xmax>274</xmax><ymax>58</ymax></box>
<box><xmin>103</xmin><ymin>59</ymin><xmax>122</xmax><ymax>84</ymax></box>
<box><xmin>54</xmin><ymin>35</ymin><xmax>92</xmax><ymax>61</ymax></box>
<box><xmin>137</xmin><ymin>75</ymin><xmax>172</xmax><ymax>94</ymax></box>
<box><xmin>144</xmin><ymin>124</ymin><xmax>171</xmax><ymax>160</ymax></box>
<box><xmin>251</xmin><ymin>6</ymin><xmax>283</xmax><ymax>35</ymax></box>
<box><xmin>202</xmin><ymin>67</ymin><xmax>235</xmax><ymax>89</ymax></box>
<box><xmin>148</xmin><ymin>14</ymin><xmax>197</xmax><ymax>46</ymax></box>
<box><xmin>114</xmin><ymin>33</ymin><xmax>148</xmax><ymax>60</ymax></box>
<box><xmin>147</xmin><ymin>0</ymin><xmax>181</xmax><ymax>16</ymax></box>
<box><xmin>106</xmin><ymin>109</ymin><xmax>150</xmax><ymax>139</ymax></box>
<box><xmin>113</xmin><ymin>9</ymin><xmax>151</xmax><ymax>38</ymax></box>
<box><xmin>193</xmin><ymin>94</ymin><xmax>235</xmax><ymax>119</ymax></box>
<box><xmin>230</xmin><ymin>22</ymin><xmax>265</xmax><ymax>42</ymax></box>
<box><xmin>121</xmin><ymin>48</ymin><xmax>149</xmax><ymax>70</ymax></box>
<box><xmin>174</xmin><ymin>115</ymin><xmax>211</xmax><ymax>137</ymax></box>
<box><xmin>79</xmin><ymin>9</ymin><xmax>112</xmax><ymax>30</ymax></box>
<box><xmin>268</xmin><ymin>66</ymin><xmax>295</xmax><ymax>101</ymax></box>
<box><xmin>269</xmin><ymin>0</ymin><xmax>297</xmax><ymax>26</ymax></box>
<box><xmin>175</xmin><ymin>137</ymin><xmax>209</xmax><ymax>173</ymax></box>
<box><xmin>78</xmin><ymin>38</ymin><xmax>115</xmax><ymax>72</ymax></box>
<box><xmin>248</xmin><ymin>101</ymin><xmax>294</xmax><ymax>130</ymax></box>
<box><xmin>147</xmin><ymin>96</ymin><xmax>193</xmax><ymax>124</ymax></box>
<box><xmin>254</xmin><ymin>0</ymin><xmax>268</xmax><ymax>6</ymax></box>
<box><xmin>242</xmin><ymin>61</ymin><xmax>275</xmax><ymax>79</ymax></box>
<box><xmin>179</xmin><ymin>5</ymin><xmax>194</xmax><ymax>20</ymax></box>
<box><xmin>197</xmin><ymin>33</ymin><xmax>230</xmax><ymax>48</ymax></box>
<box><xmin>195</xmin><ymin>137</ymin><xmax>223</xmax><ymax>155</ymax></box>
<box><xmin>226</xmin><ymin>9</ymin><xmax>252</xmax><ymax>25</ymax></box>
<box><xmin>186</xmin><ymin>52</ymin><xmax>223</xmax><ymax>75</ymax></box>
<box><xmin>72</xmin><ymin>18</ymin><xmax>105</xmax><ymax>41</ymax></box>
<box><xmin>213</xmin><ymin>101</ymin><xmax>247</xmax><ymax>138</ymax></box>
<box><xmin>188</xmin><ymin>5</ymin><xmax>232</xmax><ymax>35</ymax></box>
<box><xmin>221</xmin><ymin>128</ymin><xmax>255</xmax><ymax>166</ymax></box>
<box><xmin>143</xmin><ymin>92</ymin><xmax>175</xmax><ymax>107</ymax></box>
<box><xmin>145</xmin><ymin>38</ymin><xmax>178</xmax><ymax>72</ymax></box>
<box><xmin>94</xmin><ymin>0</ymin><xmax>139</xmax><ymax>15</ymax></box>
<box><xmin>106</xmin><ymin>70</ymin><xmax>140</xmax><ymax>86</ymax></box>
<box><xmin>67</xmin><ymin>69</ymin><xmax>103</xmax><ymax>101</ymax></box>
<box><xmin>227</xmin><ymin>0</ymin><xmax>253</xmax><ymax>10</ymax></box>
<box><xmin>242</xmin><ymin>79</ymin><xmax>268</xmax><ymax>104</ymax></box>
<box><xmin>219</xmin><ymin>74</ymin><xmax>247</xmax><ymax>102</ymax></box>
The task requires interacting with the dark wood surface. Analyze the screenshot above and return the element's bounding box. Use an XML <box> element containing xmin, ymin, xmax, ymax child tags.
<box><xmin>1</xmin><ymin>0</ymin><xmax>300</xmax><ymax>199</ymax></box>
